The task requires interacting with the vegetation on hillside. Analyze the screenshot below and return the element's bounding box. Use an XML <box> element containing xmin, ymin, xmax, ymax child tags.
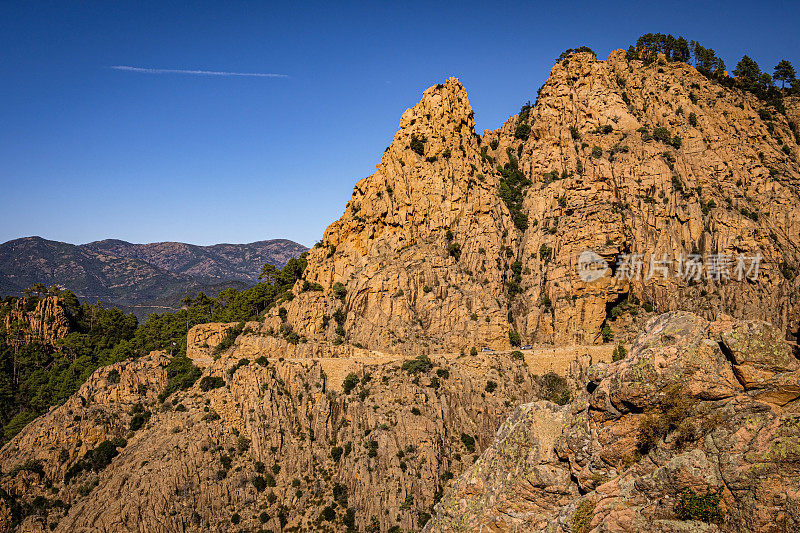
<box><xmin>0</xmin><ymin>254</ymin><xmax>308</xmax><ymax>444</ymax></box>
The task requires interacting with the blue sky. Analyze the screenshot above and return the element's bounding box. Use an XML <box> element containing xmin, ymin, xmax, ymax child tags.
<box><xmin>1</xmin><ymin>1</ymin><xmax>798</xmax><ymax>247</ymax></box>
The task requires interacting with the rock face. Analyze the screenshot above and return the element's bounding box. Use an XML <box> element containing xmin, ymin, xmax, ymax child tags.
<box><xmin>0</xmin><ymin>296</ymin><xmax>71</xmax><ymax>347</ymax></box>
<box><xmin>426</xmin><ymin>311</ymin><xmax>800</xmax><ymax>532</ymax></box>
<box><xmin>270</xmin><ymin>51</ymin><xmax>800</xmax><ymax>354</ymax></box>
<box><xmin>0</xmin><ymin>337</ymin><xmax>565</xmax><ymax>532</ymax></box>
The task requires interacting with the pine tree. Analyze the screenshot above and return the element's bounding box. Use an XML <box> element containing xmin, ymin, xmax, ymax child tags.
<box><xmin>774</xmin><ymin>60</ymin><xmax>797</xmax><ymax>89</ymax></box>
<box><xmin>733</xmin><ymin>55</ymin><xmax>762</xmax><ymax>83</ymax></box>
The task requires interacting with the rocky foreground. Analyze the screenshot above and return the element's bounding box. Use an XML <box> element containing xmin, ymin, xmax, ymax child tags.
<box><xmin>2</xmin><ymin>311</ymin><xmax>799</xmax><ymax>532</ymax></box>
<box><xmin>428</xmin><ymin>312</ymin><xmax>800</xmax><ymax>532</ymax></box>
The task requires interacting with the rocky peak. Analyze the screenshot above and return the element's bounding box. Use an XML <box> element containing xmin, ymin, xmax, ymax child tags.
<box><xmin>382</xmin><ymin>77</ymin><xmax>477</xmax><ymax>168</ymax></box>
<box><xmin>266</xmin><ymin>49</ymin><xmax>800</xmax><ymax>355</ymax></box>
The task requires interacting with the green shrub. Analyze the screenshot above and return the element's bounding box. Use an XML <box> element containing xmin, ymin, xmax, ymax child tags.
<box><xmin>129</xmin><ymin>411</ymin><xmax>151</xmax><ymax>431</ymax></box>
<box><xmin>64</xmin><ymin>440</ymin><xmax>122</xmax><ymax>483</ymax></box>
<box><xmin>402</xmin><ymin>354</ymin><xmax>432</xmax><ymax>374</ymax></box>
<box><xmin>688</xmin><ymin>112</ymin><xmax>698</xmax><ymax>126</ymax></box>
<box><xmin>342</xmin><ymin>373</ymin><xmax>359</xmax><ymax>394</ymax></box>
<box><xmin>514</xmin><ymin>122</ymin><xmax>531</xmax><ymax>140</ymax></box>
<box><xmin>511</xmin><ymin>350</ymin><xmax>524</xmax><ymax>360</ymax></box>
<box><xmin>591</xmin><ymin>146</ymin><xmax>603</xmax><ymax>158</ymax></box>
<box><xmin>508</xmin><ymin>330</ymin><xmax>521</xmax><ymax>347</ymax></box>
<box><xmin>320</xmin><ymin>505</ymin><xmax>336</xmax><ymax>521</ymax></box>
<box><xmin>158</xmin><ymin>355</ymin><xmax>202</xmax><ymax>402</ymax></box>
<box><xmin>213</xmin><ymin>322</ymin><xmax>244</xmax><ymax>356</ymax></box>
<box><xmin>460</xmin><ymin>433</ymin><xmax>476</xmax><ymax>453</ymax></box>
<box><xmin>652</xmin><ymin>127</ymin><xmax>672</xmax><ymax>144</ymax></box>
<box><xmin>409</xmin><ymin>135</ymin><xmax>426</xmax><ymax>156</ymax></box>
<box><xmin>612</xmin><ymin>343</ymin><xmax>627</xmax><ymax>361</ymax></box>
<box><xmin>252</xmin><ymin>475</ymin><xmax>267</xmax><ymax>492</ymax></box>
<box><xmin>331</xmin><ymin>446</ymin><xmax>343</xmax><ymax>462</ymax></box>
<box><xmin>332</xmin><ymin>282</ymin><xmax>347</xmax><ymax>300</ymax></box>
<box><xmin>447</xmin><ymin>242</ymin><xmax>461</xmax><ymax>260</ymax></box>
<box><xmin>199</xmin><ymin>376</ymin><xmax>225</xmax><ymax>391</ymax></box>
<box><xmin>539</xmin><ymin>244</ymin><xmax>552</xmax><ymax>262</ymax></box>
<box><xmin>601</xmin><ymin>323</ymin><xmax>614</xmax><ymax>342</ymax></box>
<box><xmin>675</xmin><ymin>488</ymin><xmax>724</xmax><ymax>523</ymax></box>
<box><xmin>107</xmin><ymin>369</ymin><xmax>120</xmax><ymax>384</ymax></box>
<box><xmin>470</xmin><ymin>347</ymin><xmax>478</xmax><ymax>356</ymax></box>
<box><xmin>540</xmin><ymin>372</ymin><xmax>571</xmax><ymax>405</ymax></box>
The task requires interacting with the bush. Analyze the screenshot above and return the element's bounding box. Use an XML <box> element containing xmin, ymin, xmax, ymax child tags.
<box><xmin>470</xmin><ymin>347</ymin><xmax>478</xmax><ymax>356</ymax></box>
<box><xmin>409</xmin><ymin>135</ymin><xmax>426</xmax><ymax>156</ymax></box>
<box><xmin>675</xmin><ymin>488</ymin><xmax>724</xmax><ymax>523</ymax></box>
<box><xmin>213</xmin><ymin>322</ymin><xmax>244</xmax><ymax>356</ymax></box>
<box><xmin>591</xmin><ymin>146</ymin><xmax>603</xmax><ymax>158</ymax></box>
<box><xmin>320</xmin><ymin>505</ymin><xmax>336</xmax><ymax>521</ymax></box>
<box><xmin>612</xmin><ymin>343</ymin><xmax>627</xmax><ymax>361</ymax></box>
<box><xmin>514</xmin><ymin>122</ymin><xmax>531</xmax><ymax>140</ymax></box>
<box><xmin>601</xmin><ymin>323</ymin><xmax>614</xmax><ymax>342</ymax></box>
<box><xmin>107</xmin><ymin>369</ymin><xmax>120</xmax><ymax>384</ymax></box>
<box><xmin>252</xmin><ymin>475</ymin><xmax>267</xmax><ymax>492</ymax></box>
<box><xmin>652</xmin><ymin>127</ymin><xmax>672</xmax><ymax>144</ymax></box>
<box><xmin>158</xmin><ymin>355</ymin><xmax>202</xmax><ymax>402</ymax></box>
<box><xmin>460</xmin><ymin>433</ymin><xmax>476</xmax><ymax>453</ymax></box>
<box><xmin>637</xmin><ymin>384</ymin><xmax>696</xmax><ymax>452</ymax></box>
<box><xmin>402</xmin><ymin>354</ymin><xmax>432</xmax><ymax>374</ymax></box>
<box><xmin>540</xmin><ymin>372</ymin><xmax>571</xmax><ymax>405</ymax></box>
<box><xmin>447</xmin><ymin>242</ymin><xmax>462</xmax><ymax>260</ymax></box>
<box><xmin>199</xmin><ymin>376</ymin><xmax>225</xmax><ymax>391</ymax></box>
<box><xmin>332</xmin><ymin>282</ymin><xmax>347</xmax><ymax>300</ymax></box>
<box><xmin>511</xmin><ymin>350</ymin><xmax>524</xmax><ymax>360</ymax></box>
<box><xmin>331</xmin><ymin>446</ymin><xmax>343</xmax><ymax>462</ymax></box>
<box><xmin>688</xmin><ymin>112</ymin><xmax>698</xmax><ymax>126</ymax></box>
<box><xmin>508</xmin><ymin>330</ymin><xmax>521</xmax><ymax>347</ymax></box>
<box><xmin>64</xmin><ymin>440</ymin><xmax>122</xmax><ymax>484</ymax></box>
<box><xmin>129</xmin><ymin>411</ymin><xmax>151</xmax><ymax>431</ymax></box>
<box><xmin>342</xmin><ymin>373</ymin><xmax>359</xmax><ymax>394</ymax></box>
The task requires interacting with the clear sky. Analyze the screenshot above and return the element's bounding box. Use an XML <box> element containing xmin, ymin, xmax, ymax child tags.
<box><xmin>2</xmin><ymin>1</ymin><xmax>798</xmax><ymax>247</ymax></box>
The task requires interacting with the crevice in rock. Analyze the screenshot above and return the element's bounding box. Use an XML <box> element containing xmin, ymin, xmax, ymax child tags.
<box><xmin>718</xmin><ymin>341</ymin><xmax>747</xmax><ymax>389</ymax></box>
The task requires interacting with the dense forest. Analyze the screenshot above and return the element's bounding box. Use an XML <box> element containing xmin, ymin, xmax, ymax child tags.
<box><xmin>0</xmin><ymin>254</ymin><xmax>308</xmax><ymax>444</ymax></box>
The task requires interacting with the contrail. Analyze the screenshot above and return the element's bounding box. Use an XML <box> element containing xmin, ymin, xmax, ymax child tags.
<box><xmin>109</xmin><ymin>65</ymin><xmax>289</xmax><ymax>78</ymax></box>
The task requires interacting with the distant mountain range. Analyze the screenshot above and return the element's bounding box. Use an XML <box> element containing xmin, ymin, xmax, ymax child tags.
<box><xmin>0</xmin><ymin>236</ymin><xmax>307</xmax><ymax>318</ymax></box>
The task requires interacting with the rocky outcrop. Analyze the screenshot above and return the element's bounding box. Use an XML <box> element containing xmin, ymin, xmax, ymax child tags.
<box><xmin>0</xmin><ymin>337</ymin><xmax>599</xmax><ymax>532</ymax></box>
<box><xmin>427</xmin><ymin>311</ymin><xmax>800</xmax><ymax>532</ymax></box>
<box><xmin>0</xmin><ymin>297</ymin><xmax>71</xmax><ymax>348</ymax></box>
<box><xmin>268</xmin><ymin>51</ymin><xmax>800</xmax><ymax>354</ymax></box>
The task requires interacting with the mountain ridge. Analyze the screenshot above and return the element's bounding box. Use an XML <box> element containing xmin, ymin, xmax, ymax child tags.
<box><xmin>0</xmin><ymin>236</ymin><xmax>308</xmax><ymax>318</ymax></box>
